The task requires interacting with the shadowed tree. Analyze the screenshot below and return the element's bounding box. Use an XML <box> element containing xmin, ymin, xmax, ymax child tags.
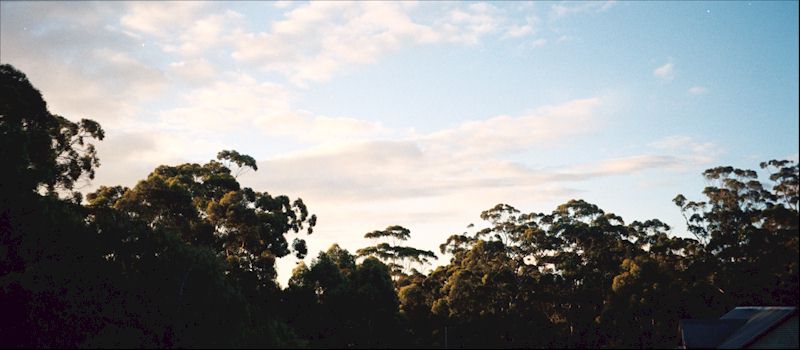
<box><xmin>1</xmin><ymin>64</ymin><xmax>304</xmax><ymax>348</ymax></box>
<box><xmin>284</xmin><ymin>245</ymin><xmax>402</xmax><ymax>348</ymax></box>
<box><xmin>88</xmin><ymin>152</ymin><xmax>317</xmax><ymax>292</ymax></box>
<box><xmin>217</xmin><ymin>149</ymin><xmax>258</xmax><ymax>178</ymax></box>
<box><xmin>4</xmin><ymin>63</ymin><xmax>799</xmax><ymax>349</ymax></box>
<box><xmin>674</xmin><ymin>160</ymin><xmax>799</xmax><ymax>308</ymax></box>
<box><xmin>357</xmin><ymin>225</ymin><xmax>436</xmax><ymax>279</ymax></box>
<box><xmin>1</xmin><ymin>65</ymin><xmax>111</xmax><ymax>348</ymax></box>
<box><xmin>0</xmin><ymin>63</ymin><xmax>104</xmax><ymax>202</ymax></box>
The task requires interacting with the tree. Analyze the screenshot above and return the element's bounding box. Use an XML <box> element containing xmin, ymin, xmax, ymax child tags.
<box><xmin>1</xmin><ymin>64</ymin><xmax>110</xmax><ymax>346</ymax></box>
<box><xmin>356</xmin><ymin>225</ymin><xmax>436</xmax><ymax>278</ymax></box>
<box><xmin>217</xmin><ymin>149</ymin><xmax>258</xmax><ymax>178</ymax></box>
<box><xmin>1</xmin><ymin>64</ymin><xmax>303</xmax><ymax>348</ymax></box>
<box><xmin>0</xmin><ymin>64</ymin><xmax>103</xmax><ymax>201</ymax></box>
<box><xmin>674</xmin><ymin>160</ymin><xmax>799</xmax><ymax>307</ymax></box>
<box><xmin>284</xmin><ymin>245</ymin><xmax>402</xmax><ymax>348</ymax></box>
<box><xmin>88</xmin><ymin>153</ymin><xmax>316</xmax><ymax>291</ymax></box>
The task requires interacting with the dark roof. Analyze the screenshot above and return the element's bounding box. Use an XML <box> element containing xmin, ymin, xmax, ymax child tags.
<box><xmin>680</xmin><ymin>306</ymin><xmax>797</xmax><ymax>349</ymax></box>
<box><xmin>717</xmin><ymin>306</ymin><xmax>797</xmax><ymax>349</ymax></box>
<box><xmin>680</xmin><ymin>319</ymin><xmax>747</xmax><ymax>349</ymax></box>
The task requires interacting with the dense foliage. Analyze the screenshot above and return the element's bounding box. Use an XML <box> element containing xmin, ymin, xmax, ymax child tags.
<box><xmin>2</xmin><ymin>64</ymin><xmax>797</xmax><ymax>348</ymax></box>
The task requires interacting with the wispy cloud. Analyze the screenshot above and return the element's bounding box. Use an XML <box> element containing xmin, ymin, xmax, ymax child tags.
<box><xmin>273</xmin><ymin>1</ymin><xmax>294</xmax><ymax>10</ymax></box>
<box><xmin>0</xmin><ymin>13</ymin><xmax>167</xmax><ymax>128</ymax></box>
<box><xmin>688</xmin><ymin>86</ymin><xmax>707</xmax><ymax>95</ymax></box>
<box><xmin>168</xmin><ymin>59</ymin><xmax>218</xmax><ymax>86</ymax></box>
<box><xmin>653</xmin><ymin>62</ymin><xmax>675</xmax><ymax>81</ymax></box>
<box><xmin>549</xmin><ymin>1</ymin><xmax>616</xmax><ymax>21</ymax></box>
<box><xmin>421</xmin><ymin>97</ymin><xmax>604</xmax><ymax>158</ymax></box>
<box><xmin>230</xmin><ymin>2</ymin><xmax>509</xmax><ymax>85</ymax></box>
<box><xmin>438</xmin><ymin>2</ymin><xmax>502</xmax><ymax>44</ymax></box>
<box><xmin>529</xmin><ymin>38</ymin><xmax>548</xmax><ymax>48</ymax></box>
<box><xmin>158</xmin><ymin>72</ymin><xmax>294</xmax><ymax>132</ymax></box>
<box><xmin>250</xmin><ymin>97</ymin><xmax>708</xmax><ymax>206</ymax></box>
<box><xmin>120</xmin><ymin>1</ymin><xmax>209</xmax><ymax>39</ymax></box>
<box><xmin>256</xmin><ymin>111</ymin><xmax>389</xmax><ymax>144</ymax></box>
<box><xmin>8</xmin><ymin>1</ymin><xmax>584</xmax><ymax>90</ymax></box>
<box><xmin>649</xmin><ymin>135</ymin><xmax>721</xmax><ymax>165</ymax></box>
<box><xmin>503</xmin><ymin>15</ymin><xmax>538</xmax><ymax>38</ymax></box>
<box><xmin>248</xmin><ymin>99</ymin><xmax>708</xmax><ymax>255</ymax></box>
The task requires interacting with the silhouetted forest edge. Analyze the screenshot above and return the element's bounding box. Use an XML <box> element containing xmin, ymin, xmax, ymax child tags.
<box><xmin>1</xmin><ymin>64</ymin><xmax>798</xmax><ymax>348</ymax></box>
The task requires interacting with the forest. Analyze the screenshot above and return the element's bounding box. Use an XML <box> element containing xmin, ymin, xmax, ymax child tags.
<box><xmin>1</xmin><ymin>63</ymin><xmax>798</xmax><ymax>348</ymax></box>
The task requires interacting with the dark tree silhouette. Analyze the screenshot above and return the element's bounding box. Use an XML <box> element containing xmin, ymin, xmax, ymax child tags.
<box><xmin>2</xmin><ymin>63</ymin><xmax>797</xmax><ymax>349</ymax></box>
<box><xmin>357</xmin><ymin>225</ymin><xmax>436</xmax><ymax>279</ymax></box>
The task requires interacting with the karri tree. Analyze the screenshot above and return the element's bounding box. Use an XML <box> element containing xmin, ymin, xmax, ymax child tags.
<box><xmin>357</xmin><ymin>225</ymin><xmax>437</xmax><ymax>278</ymax></box>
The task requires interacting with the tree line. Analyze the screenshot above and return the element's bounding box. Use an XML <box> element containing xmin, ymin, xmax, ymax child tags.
<box><xmin>1</xmin><ymin>64</ymin><xmax>797</xmax><ymax>348</ymax></box>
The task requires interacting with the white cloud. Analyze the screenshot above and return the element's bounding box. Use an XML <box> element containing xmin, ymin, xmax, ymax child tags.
<box><xmin>52</xmin><ymin>1</ymin><xmax>564</xmax><ymax>89</ymax></box>
<box><xmin>251</xmin><ymin>116</ymin><xmax>711</xmax><ymax>285</ymax></box>
<box><xmin>248</xmin><ymin>108</ymin><xmax>706</xmax><ymax>286</ymax></box>
<box><xmin>159</xmin><ymin>72</ymin><xmax>294</xmax><ymax>132</ymax></box>
<box><xmin>247</xmin><ymin>97</ymin><xmax>621</xmax><ymax>206</ymax></box>
<box><xmin>438</xmin><ymin>2</ymin><xmax>502</xmax><ymax>44</ymax></box>
<box><xmin>0</xmin><ymin>2</ymin><xmax>181</xmax><ymax>130</ymax></box>
<box><xmin>230</xmin><ymin>2</ymin><xmax>439</xmax><ymax>85</ymax></box>
<box><xmin>166</xmin><ymin>11</ymin><xmax>243</xmax><ymax>56</ymax></box>
<box><xmin>120</xmin><ymin>1</ymin><xmax>209</xmax><ymax>39</ymax></box>
<box><xmin>257</xmin><ymin>111</ymin><xmax>389</xmax><ymax>144</ymax></box>
<box><xmin>505</xmin><ymin>24</ymin><xmax>535</xmax><ymax>38</ymax></box>
<box><xmin>649</xmin><ymin>135</ymin><xmax>721</xmax><ymax>165</ymax></box>
<box><xmin>530</xmin><ymin>38</ymin><xmax>548</xmax><ymax>48</ymax></box>
<box><xmin>168</xmin><ymin>59</ymin><xmax>217</xmax><ymax>85</ymax></box>
<box><xmin>418</xmin><ymin>98</ymin><xmax>604</xmax><ymax>162</ymax></box>
<box><xmin>158</xmin><ymin>71</ymin><xmax>390</xmax><ymax>146</ymax></box>
<box><xmin>653</xmin><ymin>62</ymin><xmax>675</xmax><ymax>81</ymax></box>
<box><xmin>230</xmin><ymin>2</ymin><xmax>511</xmax><ymax>85</ymax></box>
<box><xmin>549</xmin><ymin>1</ymin><xmax>616</xmax><ymax>20</ymax></box>
<box><xmin>688</xmin><ymin>86</ymin><xmax>707</xmax><ymax>95</ymax></box>
<box><xmin>599</xmin><ymin>1</ymin><xmax>618</xmax><ymax>12</ymax></box>
<box><xmin>273</xmin><ymin>1</ymin><xmax>294</xmax><ymax>9</ymax></box>
<box><xmin>121</xmin><ymin>2</ymin><xmax>243</xmax><ymax>57</ymax></box>
<box><xmin>582</xmin><ymin>155</ymin><xmax>682</xmax><ymax>176</ymax></box>
<box><xmin>91</xmin><ymin>128</ymin><xmax>229</xmax><ymax>190</ymax></box>
<box><xmin>242</xmin><ymin>99</ymin><xmax>718</xmax><ymax>256</ymax></box>
<box><xmin>1</xmin><ymin>1</ymin><xmax>743</xmax><ymax>288</ymax></box>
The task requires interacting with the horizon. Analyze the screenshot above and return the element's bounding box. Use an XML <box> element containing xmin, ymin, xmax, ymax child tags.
<box><xmin>2</xmin><ymin>0</ymin><xmax>798</xmax><ymax>286</ymax></box>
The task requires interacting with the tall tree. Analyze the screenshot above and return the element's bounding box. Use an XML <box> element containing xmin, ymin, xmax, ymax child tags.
<box><xmin>88</xmin><ymin>152</ymin><xmax>316</xmax><ymax>292</ymax></box>
<box><xmin>0</xmin><ymin>64</ymin><xmax>103</xmax><ymax>201</ymax></box>
<box><xmin>674</xmin><ymin>160</ymin><xmax>799</xmax><ymax>307</ymax></box>
<box><xmin>284</xmin><ymin>245</ymin><xmax>402</xmax><ymax>348</ymax></box>
<box><xmin>1</xmin><ymin>64</ymin><xmax>304</xmax><ymax>348</ymax></box>
<box><xmin>357</xmin><ymin>225</ymin><xmax>436</xmax><ymax>278</ymax></box>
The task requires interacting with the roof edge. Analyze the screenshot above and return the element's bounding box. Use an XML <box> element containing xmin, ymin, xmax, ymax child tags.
<box><xmin>720</xmin><ymin>307</ymin><xmax>798</xmax><ymax>349</ymax></box>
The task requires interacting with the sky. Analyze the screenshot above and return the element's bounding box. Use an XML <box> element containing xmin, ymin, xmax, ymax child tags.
<box><xmin>2</xmin><ymin>1</ymin><xmax>798</xmax><ymax>285</ymax></box>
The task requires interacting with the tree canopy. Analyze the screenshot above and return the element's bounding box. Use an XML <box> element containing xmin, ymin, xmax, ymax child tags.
<box><xmin>357</xmin><ymin>225</ymin><xmax>437</xmax><ymax>279</ymax></box>
<box><xmin>2</xmin><ymin>63</ymin><xmax>797</xmax><ymax>348</ymax></box>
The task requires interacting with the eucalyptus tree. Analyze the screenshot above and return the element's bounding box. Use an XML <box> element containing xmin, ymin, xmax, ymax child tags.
<box><xmin>356</xmin><ymin>225</ymin><xmax>436</xmax><ymax>278</ymax></box>
<box><xmin>285</xmin><ymin>245</ymin><xmax>402</xmax><ymax>348</ymax></box>
<box><xmin>87</xmin><ymin>152</ymin><xmax>316</xmax><ymax>292</ymax></box>
<box><xmin>0</xmin><ymin>63</ymin><xmax>104</xmax><ymax>202</ymax></box>
<box><xmin>1</xmin><ymin>64</ymin><xmax>300</xmax><ymax>348</ymax></box>
<box><xmin>674</xmin><ymin>160</ymin><xmax>799</xmax><ymax>307</ymax></box>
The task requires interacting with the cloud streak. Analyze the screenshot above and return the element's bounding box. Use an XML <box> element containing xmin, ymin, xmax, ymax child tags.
<box><xmin>653</xmin><ymin>62</ymin><xmax>675</xmax><ymax>81</ymax></box>
<box><xmin>250</xmin><ymin>97</ymin><xmax>709</xmax><ymax>204</ymax></box>
<box><xmin>230</xmin><ymin>2</ymin><xmax>502</xmax><ymax>85</ymax></box>
<box><xmin>688</xmin><ymin>86</ymin><xmax>707</xmax><ymax>95</ymax></box>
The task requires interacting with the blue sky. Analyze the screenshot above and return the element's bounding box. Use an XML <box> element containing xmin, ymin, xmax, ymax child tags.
<box><xmin>2</xmin><ymin>1</ymin><xmax>797</xmax><ymax>285</ymax></box>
